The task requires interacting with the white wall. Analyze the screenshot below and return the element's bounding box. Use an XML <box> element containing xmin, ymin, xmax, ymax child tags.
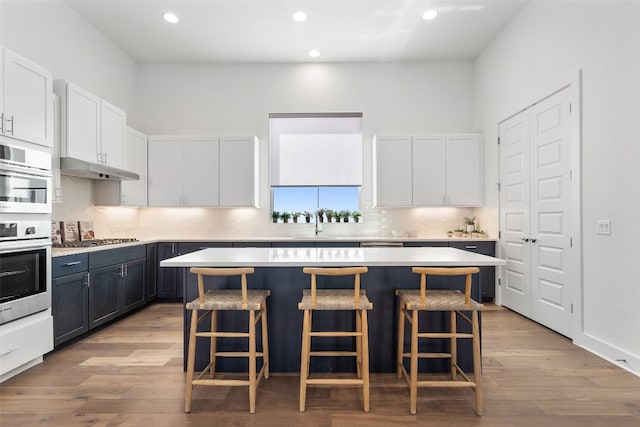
<box><xmin>474</xmin><ymin>0</ymin><xmax>640</xmax><ymax>374</ymax></box>
<box><xmin>133</xmin><ymin>61</ymin><xmax>479</xmax><ymax>239</ymax></box>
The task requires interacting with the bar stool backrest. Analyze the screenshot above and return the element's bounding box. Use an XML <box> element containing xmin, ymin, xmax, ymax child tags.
<box><xmin>189</xmin><ymin>267</ymin><xmax>255</xmax><ymax>309</ymax></box>
<box><xmin>302</xmin><ymin>266</ymin><xmax>369</xmax><ymax>309</ymax></box>
<box><xmin>410</xmin><ymin>267</ymin><xmax>480</xmax><ymax>309</ymax></box>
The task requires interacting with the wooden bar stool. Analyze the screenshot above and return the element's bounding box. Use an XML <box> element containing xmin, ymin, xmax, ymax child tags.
<box><xmin>185</xmin><ymin>267</ymin><xmax>270</xmax><ymax>414</ymax></box>
<box><xmin>396</xmin><ymin>267</ymin><xmax>483</xmax><ymax>415</ymax></box>
<box><xmin>298</xmin><ymin>267</ymin><xmax>372</xmax><ymax>412</ymax></box>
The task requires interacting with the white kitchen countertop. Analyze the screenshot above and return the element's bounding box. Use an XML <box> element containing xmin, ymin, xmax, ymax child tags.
<box><xmin>51</xmin><ymin>236</ymin><xmax>496</xmax><ymax>257</ymax></box>
<box><xmin>159</xmin><ymin>246</ymin><xmax>506</xmax><ymax>268</ymax></box>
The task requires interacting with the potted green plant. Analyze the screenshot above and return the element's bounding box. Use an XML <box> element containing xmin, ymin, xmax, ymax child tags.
<box><xmin>292</xmin><ymin>212</ymin><xmax>302</xmax><ymax>223</ymax></box>
<box><xmin>316</xmin><ymin>208</ymin><xmax>325</xmax><ymax>223</ymax></box>
<box><xmin>280</xmin><ymin>211</ymin><xmax>292</xmax><ymax>223</ymax></box>
<box><xmin>271</xmin><ymin>211</ymin><xmax>280</xmax><ymax>223</ymax></box>
<box><xmin>303</xmin><ymin>211</ymin><xmax>314</xmax><ymax>223</ymax></box>
<box><xmin>339</xmin><ymin>210</ymin><xmax>350</xmax><ymax>223</ymax></box>
<box><xmin>472</xmin><ymin>229</ymin><xmax>487</xmax><ymax>238</ymax></box>
<box><xmin>464</xmin><ymin>216</ymin><xmax>476</xmax><ymax>232</ymax></box>
<box><xmin>453</xmin><ymin>228</ymin><xmax>464</xmax><ymax>237</ymax></box>
<box><xmin>447</xmin><ymin>230</ymin><xmax>454</xmax><ymax>237</ymax></box>
<box><xmin>351</xmin><ymin>211</ymin><xmax>362</xmax><ymax>223</ymax></box>
<box><xmin>325</xmin><ymin>209</ymin><xmax>335</xmax><ymax>223</ymax></box>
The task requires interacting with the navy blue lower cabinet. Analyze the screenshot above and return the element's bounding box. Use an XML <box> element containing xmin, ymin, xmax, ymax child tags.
<box><xmin>183</xmin><ymin>265</ymin><xmax>479</xmax><ymax>374</ymax></box>
<box><xmin>52</xmin><ymin>271</ymin><xmax>89</xmax><ymax>346</ymax></box>
<box><xmin>449</xmin><ymin>241</ymin><xmax>496</xmax><ymax>302</ymax></box>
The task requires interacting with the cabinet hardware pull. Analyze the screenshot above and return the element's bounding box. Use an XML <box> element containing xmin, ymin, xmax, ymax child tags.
<box><xmin>6</xmin><ymin>115</ymin><xmax>14</xmax><ymax>135</ymax></box>
<box><xmin>84</xmin><ymin>273</ymin><xmax>90</xmax><ymax>288</ymax></box>
<box><xmin>0</xmin><ymin>347</ymin><xmax>18</xmax><ymax>357</ymax></box>
<box><xmin>465</xmin><ymin>245</ymin><xmax>477</xmax><ymax>249</ymax></box>
<box><xmin>64</xmin><ymin>261</ymin><xmax>82</xmax><ymax>266</ymax></box>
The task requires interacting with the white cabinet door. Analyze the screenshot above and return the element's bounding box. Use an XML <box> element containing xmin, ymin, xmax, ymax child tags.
<box><xmin>64</xmin><ymin>82</ymin><xmax>100</xmax><ymax>163</ymax></box>
<box><xmin>446</xmin><ymin>134</ymin><xmax>482</xmax><ymax>206</ymax></box>
<box><xmin>148</xmin><ymin>137</ymin><xmax>184</xmax><ymax>206</ymax></box>
<box><xmin>1</xmin><ymin>48</ymin><xmax>52</xmax><ymax>147</ymax></box>
<box><xmin>413</xmin><ymin>135</ymin><xmax>446</xmax><ymax>205</ymax></box>
<box><xmin>219</xmin><ymin>136</ymin><xmax>257</xmax><ymax>207</ymax></box>
<box><xmin>120</xmin><ymin>127</ymin><xmax>147</xmax><ymax>206</ymax></box>
<box><xmin>375</xmin><ymin>136</ymin><xmax>413</xmax><ymax>206</ymax></box>
<box><xmin>100</xmin><ymin>101</ymin><xmax>126</xmax><ymax>169</ymax></box>
<box><xmin>183</xmin><ymin>137</ymin><xmax>219</xmax><ymax>206</ymax></box>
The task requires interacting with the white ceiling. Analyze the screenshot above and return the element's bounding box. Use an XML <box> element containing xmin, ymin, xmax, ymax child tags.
<box><xmin>65</xmin><ymin>0</ymin><xmax>529</xmax><ymax>64</ymax></box>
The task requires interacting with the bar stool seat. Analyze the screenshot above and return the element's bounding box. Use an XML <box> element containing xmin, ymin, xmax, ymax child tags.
<box><xmin>185</xmin><ymin>267</ymin><xmax>269</xmax><ymax>414</ymax></box>
<box><xmin>396</xmin><ymin>267</ymin><xmax>483</xmax><ymax>415</ymax></box>
<box><xmin>298</xmin><ymin>267</ymin><xmax>372</xmax><ymax>412</ymax></box>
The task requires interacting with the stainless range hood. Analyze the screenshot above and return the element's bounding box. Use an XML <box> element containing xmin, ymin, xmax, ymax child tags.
<box><xmin>60</xmin><ymin>157</ymin><xmax>140</xmax><ymax>181</ymax></box>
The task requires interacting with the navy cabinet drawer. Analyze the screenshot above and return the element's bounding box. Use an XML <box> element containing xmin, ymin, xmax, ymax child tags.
<box><xmin>89</xmin><ymin>245</ymin><xmax>146</xmax><ymax>270</ymax></box>
<box><xmin>53</xmin><ymin>253</ymin><xmax>89</xmax><ymax>277</ymax></box>
<box><xmin>449</xmin><ymin>241</ymin><xmax>494</xmax><ymax>256</ymax></box>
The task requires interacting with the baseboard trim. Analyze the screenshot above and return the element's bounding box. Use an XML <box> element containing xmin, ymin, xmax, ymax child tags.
<box><xmin>574</xmin><ymin>332</ymin><xmax>640</xmax><ymax>378</ymax></box>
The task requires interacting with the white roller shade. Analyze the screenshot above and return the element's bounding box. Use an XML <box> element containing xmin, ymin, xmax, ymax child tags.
<box><xmin>270</xmin><ymin>115</ymin><xmax>362</xmax><ymax>186</ymax></box>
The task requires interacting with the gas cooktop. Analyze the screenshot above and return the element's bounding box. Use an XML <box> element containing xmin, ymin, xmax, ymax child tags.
<box><xmin>53</xmin><ymin>238</ymin><xmax>139</xmax><ymax>248</ymax></box>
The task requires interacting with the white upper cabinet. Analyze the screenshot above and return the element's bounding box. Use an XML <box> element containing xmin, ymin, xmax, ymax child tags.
<box><xmin>183</xmin><ymin>136</ymin><xmax>219</xmax><ymax>207</ymax></box>
<box><xmin>147</xmin><ymin>135</ymin><xmax>258</xmax><ymax>207</ymax></box>
<box><xmin>0</xmin><ymin>47</ymin><xmax>53</xmax><ymax>147</ymax></box>
<box><xmin>374</xmin><ymin>133</ymin><xmax>483</xmax><ymax>207</ymax></box>
<box><xmin>94</xmin><ymin>127</ymin><xmax>148</xmax><ymax>206</ymax></box>
<box><xmin>147</xmin><ymin>136</ymin><xmax>184</xmax><ymax>206</ymax></box>
<box><xmin>219</xmin><ymin>136</ymin><xmax>258</xmax><ymax>207</ymax></box>
<box><xmin>373</xmin><ymin>135</ymin><xmax>413</xmax><ymax>206</ymax></box>
<box><xmin>446</xmin><ymin>134</ymin><xmax>483</xmax><ymax>206</ymax></box>
<box><xmin>100</xmin><ymin>100</ymin><xmax>126</xmax><ymax>169</ymax></box>
<box><xmin>54</xmin><ymin>80</ymin><xmax>126</xmax><ymax>168</ymax></box>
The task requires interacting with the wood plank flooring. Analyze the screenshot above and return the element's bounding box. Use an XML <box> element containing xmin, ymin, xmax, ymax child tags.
<box><xmin>1</xmin><ymin>303</ymin><xmax>639</xmax><ymax>426</ymax></box>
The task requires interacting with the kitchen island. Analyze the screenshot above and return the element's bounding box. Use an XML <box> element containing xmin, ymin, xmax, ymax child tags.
<box><xmin>161</xmin><ymin>246</ymin><xmax>506</xmax><ymax>374</ymax></box>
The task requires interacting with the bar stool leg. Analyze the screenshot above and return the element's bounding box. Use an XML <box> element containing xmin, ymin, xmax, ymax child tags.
<box><xmin>356</xmin><ymin>309</ymin><xmax>362</xmax><ymax>378</ymax></box>
<box><xmin>185</xmin><ymin>308</ymin><xmax>199</xmax><ymax>413</ymax></box>
<box><xmin>472</xmin><ymin>310</ymin><xmax>483</xmax><ymax>416</ymax></box>
<box><xmin>397</xmin><ymin>301</ymin><xmax>405</xmax><ymax>378</ymax></box>
<box><xmin>249</xmin><ymin>310</ymin><xmax>257</xmax><ymax>414</ymax></box>
<box><xmin>210</xmin><ymin>310</ymin><xmax>217</xmax><ymax>378</ymax></box>
<box><xmin>450</xmin><ymin>310</ymin><xmax>457</xmax><ymax>380</ymax></box>
<box><xmin>360</xmin><ymin>309</ymin><xmax>370</xmax><ymax>412</ymax></box>
<box><xmin>299</xmin><ymin>309</ymin><xmax>311</xmax><ymax>412</ymax></box>
<box><xmin>409</xmin><ymin>309</ymin><xmax>419</xmax><ymax>415</ymax></box>
<box><xmin>261</xmin><ymin>306</ymin><xmax>270</xmax><ymax>379</ymax></box>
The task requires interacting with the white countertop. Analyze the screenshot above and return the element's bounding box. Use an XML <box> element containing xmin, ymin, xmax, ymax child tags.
<box><xmin>51</xmin><ymin>237</ymin><xmax>496</xmax><ymax>257</ymax></box>
<box><xmin>160</xmin><ymin>246</ymin><xmax>506</xmax><ymax>268</ymax></box>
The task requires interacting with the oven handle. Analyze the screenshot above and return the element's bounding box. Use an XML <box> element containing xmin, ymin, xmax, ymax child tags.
<box><xmin>0</xmin><ymin>268</ymin><xmax>28</xmax><ymax>278</ymax></box>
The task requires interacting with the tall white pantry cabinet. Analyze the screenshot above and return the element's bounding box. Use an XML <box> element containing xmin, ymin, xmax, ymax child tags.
<box><xmin>147</xmin><ymin>135</ymin><xmax>259</xmax><ymax>207</ymax></box>
<box><xmin>374</xmin><ymin>134</ymin><xmax>483</xmax><ymax>207</ymax></box>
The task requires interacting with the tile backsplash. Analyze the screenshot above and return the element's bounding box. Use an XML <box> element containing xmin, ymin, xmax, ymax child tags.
<box><xmin>54</xmin><ymin>176</ymin><xmax>490</xmax><ymax>240</ymax></box>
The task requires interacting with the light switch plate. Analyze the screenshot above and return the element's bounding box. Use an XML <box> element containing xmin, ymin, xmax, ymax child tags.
<box><xmin>597</xmin><ymin>219</ymin><xmax>611</xmax><ymax>235</ymax></box>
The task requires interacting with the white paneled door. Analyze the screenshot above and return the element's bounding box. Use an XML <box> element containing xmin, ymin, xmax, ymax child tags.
<box><xmin>499</xmin><ymin>87</ymin><xmax>574</xmax><ymax>338</ymax></box>
<box><xmin>499</xmin><ymin>109</ymin><xmax>531</xmax><ymax>317</ymax></box>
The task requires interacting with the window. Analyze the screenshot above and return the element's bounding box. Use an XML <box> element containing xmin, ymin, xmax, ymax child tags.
<box><xmin>269</xmin><ymin>113</ymin><xmax>362</xmax><ymax>222</ymax></box>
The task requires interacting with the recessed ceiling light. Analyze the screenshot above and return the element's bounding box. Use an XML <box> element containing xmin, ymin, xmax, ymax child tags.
<box><xmin>293</xmin><ymin>11</ymin><xmax>307</xmax><ymax>22</ymax></box>
<box><xmin>422</xmin><ymin>9</ymin><xmax>438</xmax><ymax>20</ymax></box>
<box><xmin>163</xmin><ymin>12</ymin><xmax>180</xmax><ymax>24</ymax></box>
<box><xmin>308</xmin><ymin>49</ymin><xmax>320</xmax><ymax>58</ymax></box>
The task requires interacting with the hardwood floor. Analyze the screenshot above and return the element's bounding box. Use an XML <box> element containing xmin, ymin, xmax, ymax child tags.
<box><xmin>1</xmin><ymin>303</ymin><xmax>639</xmax><ymax>426</ymax></box>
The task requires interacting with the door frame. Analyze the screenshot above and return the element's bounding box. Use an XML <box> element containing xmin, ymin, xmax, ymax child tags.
<box><xmin>497</xmin><ymin>69</ymin><xmax>583</xmax><ymax>341</ymax></box>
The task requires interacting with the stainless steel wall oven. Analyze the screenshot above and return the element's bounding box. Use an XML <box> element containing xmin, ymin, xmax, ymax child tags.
<box><xmin>0</xmin><ymin>141</ymin><xmax>52</xmax><ymax>325</ymax></box>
